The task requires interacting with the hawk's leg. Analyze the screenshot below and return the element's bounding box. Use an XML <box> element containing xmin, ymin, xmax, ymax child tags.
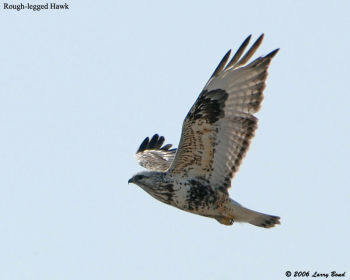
<box><xmin>215</xmin><ymin>216</ymin><xmax>234</xmax><ymax>226</ymax></box>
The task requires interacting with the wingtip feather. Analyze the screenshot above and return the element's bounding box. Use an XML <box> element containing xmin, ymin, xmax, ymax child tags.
<box><xmin>137</xmin><ymin>137</ymin><xmax>150</xmax><ymax>153</ymax></box>
<box><xmin>265</xmin><ymin>48</ymin><xmax>279</xmax><ymax>59</ymax></box>
<box><xmin>224</xmin><ymin>35</ymin><xmax>252</xmax><ymax>70</ymax></box>
<box><xmin>136</xmin><ymin>134</ymin><xmax>175</xmax><ymax>153</ymax></box>
<box><xmin>234</xmin><ymin>34</ymin><xmax>264</xmax><ymax>68</ymax></box>
<box><xmin>210</xmin><ymin>49</ymin><xmax>231</xmax><ymax>78</ymax></box>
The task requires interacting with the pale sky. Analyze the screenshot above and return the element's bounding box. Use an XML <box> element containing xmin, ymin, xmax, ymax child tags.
<box><xmin>0</xmin><ymin>1</ymin><xmax>349</xmax><ymax>279</ymax></box>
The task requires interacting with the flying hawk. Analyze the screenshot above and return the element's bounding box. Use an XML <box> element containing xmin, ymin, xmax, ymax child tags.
<box><xmin>129</xmin><ymin>34</ymin><xmax>280</xmax><ymax>228</ymax></box>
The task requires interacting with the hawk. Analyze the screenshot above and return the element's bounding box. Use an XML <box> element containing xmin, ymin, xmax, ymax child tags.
<box><xmin>128</xmin><ymin>34</ymin><xmax>280</xmax><ymax>228</ymax></box>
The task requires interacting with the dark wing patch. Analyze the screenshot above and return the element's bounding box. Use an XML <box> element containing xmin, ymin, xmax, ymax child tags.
<box><xmin>186</xmin><ymin>89</ymin><xmax>228</xmax><ymax>124</ymax></box>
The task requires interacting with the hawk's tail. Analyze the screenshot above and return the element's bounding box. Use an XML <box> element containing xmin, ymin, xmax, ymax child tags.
<box><xmin>223</xmin><ymin>199</ymin><xmax>280</xmax><ymax>228</ymax></box>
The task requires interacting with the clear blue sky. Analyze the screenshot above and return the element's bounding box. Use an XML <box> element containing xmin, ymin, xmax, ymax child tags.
<box><xmin>1</xmin><ymin>1</ymin><xmax>349</xmax><ymax>279</ymax></box>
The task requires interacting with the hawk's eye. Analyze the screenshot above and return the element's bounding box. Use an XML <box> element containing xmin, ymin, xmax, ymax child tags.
<box><xmin>135</xmin><ymin>175</ymin><xmax>146</xmax><ymax>180</ymax></box>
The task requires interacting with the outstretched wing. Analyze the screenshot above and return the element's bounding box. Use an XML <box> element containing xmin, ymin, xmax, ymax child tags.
<box><xmin>135</xmin><ymin>134</ymin><xmax>177</xmax><ymax>172</ymax></box>
<box><xmin>168</xmin><ymin>34</ymin><xmax>278</xmax><ymax>189</ymax></box>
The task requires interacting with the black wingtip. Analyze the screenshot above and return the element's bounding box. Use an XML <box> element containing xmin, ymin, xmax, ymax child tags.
<box><xmin>233</xmin><ymin>34</ymin><xmax>265</xmax><ymax>68</ymax></box>
<box><xmin>257</xmin><ymin>33</ymin><xmax>264</xmax><ymax>41</ymax></box>
<box><xmin>265</xmin><ymin>48</ymin><xmax>279</xmax><ymax>59</ymax></box>
<box><xmin>157</xmin><ymin>136</ymin><xmax>165</xmax><ymax>149</ymax></box>
<box><xmin>160</xmin><ymin>144</ymin><xmax>173</xmax><ymax>151</ymax></box>
<box><xmin>239</xmin><ymin>34</ymin><xmax>253</xmax><ymax>50</ymax></box>
<box><xmin>224</xmin><ymin>35</ymin><xmax>252</xmax><ymax>70</ymax></box>
<box><xmin>148</xmin><ymin>134</ymin><xmax>159</xmax><ymax>149</ymax></box>
<box><xmin>210</xmin><ymin>49</ymin><xmax>231</xmax><ymax>78</ymax></box>
<box><xmin>136</xmin><ymin>134</ymin><xmax>174</xmax><ymax>153</ymax></box>
<box><xmin>137</xmin><ymin>137</ymin><xmax>150</xmax><ymax>153</ymax></box>
<box><xmin>243</xmin><ymin>34</ymin><xmax>253</xmax><ymax>45</ymax></box>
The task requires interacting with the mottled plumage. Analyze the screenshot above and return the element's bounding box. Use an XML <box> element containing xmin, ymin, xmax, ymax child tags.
<box><xmin>129</xmin><ymin>34</ymin><xmax>280</xmax><ymax>228</ymax></box>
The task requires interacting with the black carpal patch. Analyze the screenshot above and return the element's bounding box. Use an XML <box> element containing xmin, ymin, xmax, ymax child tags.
<box><xmin>187</xmin><ymin>89</ymin><xmax>228</xmax><ymax>124</ymax></box>
<box><xmin>186</xmin><ymin>179</ymin><xmax>217</xmax><ymax>211</ymax></box>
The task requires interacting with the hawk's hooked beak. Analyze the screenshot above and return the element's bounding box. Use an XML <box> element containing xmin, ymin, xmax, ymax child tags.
<box><xmin>128</xmin><ymin>177</ymin><xmax>134</xmax><ymax>184</ymax></box>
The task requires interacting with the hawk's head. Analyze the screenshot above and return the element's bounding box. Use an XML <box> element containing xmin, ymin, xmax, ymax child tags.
<box><xmin>128</xmin><ymin>171</ymin><xmax>174</xmax><ymax>204</ymax></box>
<box><xmin>128</xmin><ymin>171</ymin><xmax>157</xmax><ymax>186</ymax></box>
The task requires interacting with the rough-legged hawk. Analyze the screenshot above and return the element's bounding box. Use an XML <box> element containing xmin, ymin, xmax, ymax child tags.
<box><xmin>129</xmin><ymin>34</ymin><xmax>280</xmax><ymax>228</ymax></box>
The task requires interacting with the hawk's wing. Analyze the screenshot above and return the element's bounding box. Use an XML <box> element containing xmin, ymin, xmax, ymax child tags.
<box><xmin>168</xmin><ymin>34</ymin><xmax>278</xmax><ymax>189</ymax></box>
<box><xmin>135</xmin><ymin>134</ymin><xmax>177</xmax><ymax>172</ymax></box>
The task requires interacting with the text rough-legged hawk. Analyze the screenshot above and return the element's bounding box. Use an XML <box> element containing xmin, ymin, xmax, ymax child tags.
<box><xmin>129</xmin><ymin>34</ymin><xmax>280</xmax><ymax>228</ymax></box>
